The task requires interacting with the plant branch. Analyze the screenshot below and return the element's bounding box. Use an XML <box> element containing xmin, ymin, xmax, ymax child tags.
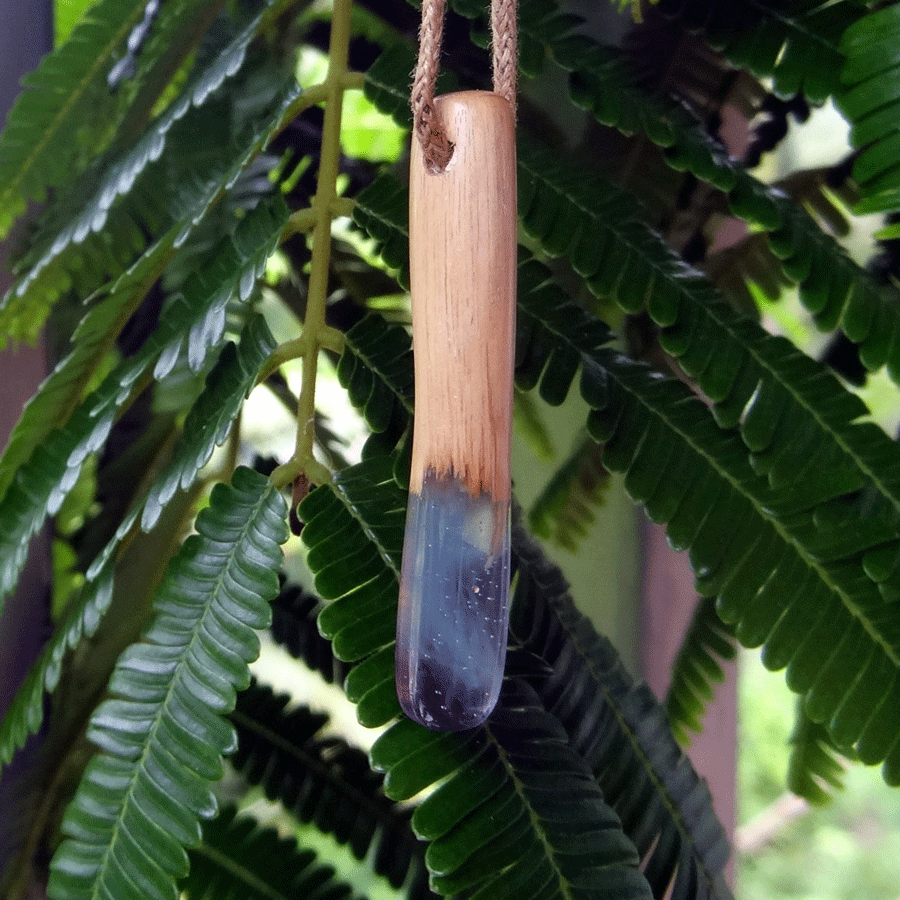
<box><xmin>272</xmin><ymin>0</ymin><xmax>355</xmax><ymax>491</ymax></box>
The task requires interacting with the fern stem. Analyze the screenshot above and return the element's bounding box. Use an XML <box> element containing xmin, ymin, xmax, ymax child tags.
<box><xmin>257</xmin><ymin>325</ymin><xmax>345</xmax><ymax>386</ymax></box>
<box><xmin>272</xmin><ymin>0</ymin><xmax>354</xmax><ymax>491</ymax></box>
<box><xmin>285</xmin><ymin>197</ymin><xmax>355</xmax><ymax>235</ymax></box>
<box><xmin>277</xmin><ymin>72</ymin><xmax>366</xmax><ymax>131</ymax></box>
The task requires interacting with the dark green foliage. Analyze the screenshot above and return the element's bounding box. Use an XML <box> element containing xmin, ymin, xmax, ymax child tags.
<box><xmin>787</xmin><ymin>702</ymin><xmax>851</xmax><ymax>806</ymax></box>
<box><xmin>47</xmin><ymin>468</ymin><xmax>288</xmax><ymax>900</ymax></box>
<box><xmin>0</xmin><ymin>0</ymin><xmax>218</xmax><ymax>237</ymax></box>
<box><xmin>4</xmin><ymin>0</ymin><xmax>900</xmax><ymax>898</ymax></box>
<box><xmin>0</xmin><ymin>313</ymin><xmax>277</xmax><ymax>765</ymax></box>
<box><xmin>185</xmin><ymin>806</ymin><xmax>361</xmax><ymax>900</ymax></box>
<box><xmin>331</xmin><ymin>285</ymin><xmax>900</xmax><ymax>788</ymax></box>
<box><xmin>838</xmin><ymin>3</ymin><xmax>900</xmax><ymax>216</ymax></box>
<box><xmin>528</xmin><ymin>437</ymin><xmax>611</xmax><ymax>552</ymax></box>
<box><xmin>657</xmin><ymin>0</ymin><xmax>857</xmax><ymax>103</ymax></box>
<box><xmin>230</xmin><ymin>680</ymin><xmax>434</xmax><ymax>898</ymax></box>
<box><xmin>665</xmin><ymin>596</ymin><xmax>737</xmax><ymax>746</ymax></box>
<box><xmin>269</xmin><ymin>581</ymin><xmax>352</xmax><ymax>684</ymax></box>
<box><xmin>511</xmin><ymin>526</ymin><xmax>732</xmax><ymax>900</ymax></box>
<box><xmin>302</xmin><ymin>461</ymin><xmax>655</xmax><ymax>900</ymax></box>
<box><xmin>0</xmin><ymin>204</ymin><xmax>284</xmax><ymax>616</ymax></box>
<box><xmin>300</xmin><ymin>452</ymin><xmax>725</xmax><ymax>900</ymax></box>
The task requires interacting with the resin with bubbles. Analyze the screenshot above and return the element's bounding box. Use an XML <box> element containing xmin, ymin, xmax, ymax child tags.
<box><xmin>396</xmin><ymin>472</ymin><xmax>510</xmax><ymax>730</ymax></box>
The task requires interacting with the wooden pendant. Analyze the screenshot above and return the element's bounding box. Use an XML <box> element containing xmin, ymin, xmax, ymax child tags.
<box><xmin>396</xmin><ymin>91</ymin><xmax>517</xmax><ymax>731</ymax></box>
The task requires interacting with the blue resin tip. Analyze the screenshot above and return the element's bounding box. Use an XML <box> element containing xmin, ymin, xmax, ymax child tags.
<box><xmin>396</xmin><ymin>473</ymin><xmax>511</xmax><ymax>731</ymax></box>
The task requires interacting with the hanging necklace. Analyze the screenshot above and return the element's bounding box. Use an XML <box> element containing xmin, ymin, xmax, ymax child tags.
<box><xmin>396</xmin><ymin>0</ymin><xmax>519</xmax><ymax>731</ymax></box>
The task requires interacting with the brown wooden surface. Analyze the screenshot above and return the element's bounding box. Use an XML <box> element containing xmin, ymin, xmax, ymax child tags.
<box><xmin>408</xmin><ymin>91</ymin><xmax>517</xmax><ymax>501</ymax></box>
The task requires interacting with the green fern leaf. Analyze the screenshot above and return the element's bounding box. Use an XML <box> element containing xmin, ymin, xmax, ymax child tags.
<box><xmin>0</xmin><ymin>206</ymin><xmax>284</xmax><ymax>615</ymax></box>
<box><xmin>0</xmin><ymin>316</ymin><xmax>276</xmax><ymax>766</ymax></box>
<box><xmin>837</xmin><ymin>3</ymin><xmax>900</xmax><ymax>214</ymax></box>
<box><xmin>515</xmin><ymin>278</ymin><xmax>900</xmax><ymax>782</ymax></box>
<box><xmin>656</xmin><ymin>0</ymin><xmax>856</xmax><ymax>103</ymax></box>
<box><xmin>787</xmin><ymin>700</ymin><xmax>850</xmax><ymax>805</ymax></box>
<box><xmin>0</xmin><ymin>567</ymin><xmax>115</xmax><ymax>768</ymax></box>
<box><xmin>10</xmin><ymin>9</ymin><xmax>270</xmax><ymax>303</ymax></box>
<box><xmin>331</xmin><ymin>279</ymin><xmax>900</xmax><ymax>786</ymax></box>
<box><xmin>588</xmin><ymin>352</ymin><xmax>900</xmax><ymax>782</ymax></box>
<box><xmin>0</xmin><ymin>0</ymin><xmax>152</xmax><ymax>237</ymax></box>
<box><xmin>230</xmin><ymin>680</ymin><xmax>433</xmax><ymax>896</ymax></box>
<box><xmin>664</xmin><ymin>596</ymin><xmax>737</xmax><ymax>745</ymax></box>
<box><xmin>139</xmin><ymin>314</ymin><xmax>277</xmax><ymax>530</ymax></box>
<box><xmin>269</xmin><ymin>582</ymin><xmax>352</xmax><ymax>684</ymax></box>
<box><xmin>0</xmin><ymin>65</ymin><xmax>298</xmax><ymax>346</ymax></box>
<box><xmin>352</xmin><ymin>167</ymin><xmax>900</xmax><ymax>567</ymax></box>
<box><xmin>302</xmin><ymin>459</ymin><xmax>691</xmax><ymax>900</ymax></box>
<box><xmin>0</xmin><ymin>0</ymin><xmax>222</xmax><ymax>239</ymax></box>
<box><xmin>370</xmin><ymin>677</ymin><xmax>651</xmax><ymax>900</ymax></box>
<box><xmin>0</xmin><ymin>195</ymin><xmax>286</xmax><ymax>500</ymax></box>
<box><xmin>184</xmin><ymin>806</ymin><xmax>360</xmax><ymax>900</ymax></box>
<box><xmin>511</xmin><ymin>526</ymin><xmax>732</xmax><ymax>900</ymax></box>
<box><xmin>516</xmin><ymin>148</ymin><xmax>900</xmax><ymax>559</ymax></box>
<box><xmin>338</xmin><ymin>310</ymin><xmax>414</xmax><ymax>431</ymax></box>
<box><xmin>46</xmin><ymin>467</ymin><xmax>288</xmax><ymax>900</ymax></box>
<box><xmin>730</xmin><ymin>172</ymin><xmax>900</xmax><ymax>378</ymax></box>
<box><xmin>529</xmin><ymin>436</ymin><xmax>611</xmax><ymax>553</ymax></box>
<box><xmin>364</xmin><ymin>40</ymin><xmax>900</xmax><ymax>387</ymax></box>
<box><xmin>350</xmin><ymin>169</ymin><xmax>410</xmax><ymax>287</ymax></box>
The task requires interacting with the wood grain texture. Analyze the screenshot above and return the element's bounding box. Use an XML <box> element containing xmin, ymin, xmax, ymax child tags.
<box><xmin>408</xmin><ymin>91</ymin><xmax>517</xmax><ymax>501</ymax></box>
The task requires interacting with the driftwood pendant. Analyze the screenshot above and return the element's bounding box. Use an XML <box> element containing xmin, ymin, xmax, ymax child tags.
<box><xmin>397</xmin><ymin>91</ymin><xmax>517</xmax><ymax>731</ymax></box>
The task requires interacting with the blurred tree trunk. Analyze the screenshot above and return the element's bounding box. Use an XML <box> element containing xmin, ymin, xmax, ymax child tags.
<box><xmin>0</xmin><ymin>0</ymin><xmax>54</xmax><ymax>881</ymax></box>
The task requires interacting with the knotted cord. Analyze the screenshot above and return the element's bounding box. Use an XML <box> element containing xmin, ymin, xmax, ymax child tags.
<box><xmin>411</xmin><ymin>0</ymin><xmax>518</xmax><ymax>172</ymax></box>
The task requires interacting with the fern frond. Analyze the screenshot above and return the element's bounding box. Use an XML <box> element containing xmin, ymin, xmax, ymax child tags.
<box><xmin>0</xmin><ymin>195</ymin><xmax>286</xmax><ymax>500</ymax></box>
<box><xmin>0</xmin><ymin>316</ymin><xmax>277</xmax><ymax>766</ymax></box>
<box><xmin>664</xmin><ymin>596</ymin><xmax>737</xmax><ymax>745</ymax></box>
<box><xmin>352</xmin><ymin>166</ymin><xmax>900</xmax><ymax>568</ymax></box>
<box><xmin>301</xmin><ymin>460</ymin><xmax>653</xmax><ymax>900</ymax></box>
<box><xmin>528</xmin><ymin>436</ymin><xmax>611</xmax><ymax>553</ymax></box>
<box><xmin>0</xmin><ymin>216</ymin><xmax>284</xmax><ymax>616</ymax></box>
<box><xmin>304</xmin><ymin>457</ymin><xmax>727</xmax><ymax>900</ymax></box>
<box><xmin>703</xmin><ymin>233</ymin><xmax>788</xmax><ymax>310</ymax></box>
<box><xmin>395</xmin><ymin>679</ymin><xmax>651</xmax><ymax>900</ymax></box>
<box><xmin>9</xmin><ymin>8</ymin><xmax>271</xmax><ymax>306</ymax></box>
<box><xmin>349</xmin><ymin>168</ymin><xmax>411</xmax><ymax>287</ymax></box>
<box><xmin>338</xmin><ymin>309</ymin><xmax>414</xmax><ymax>428</ymax></box>
<box><xmin>786</xmin><ymin>700</ymin><xmax>850</xmax><ymax>806</ymax></box>
<box><xmin>0</xmin><ymin>569</ymin><xmax>115</xmax><ymax>769</ymax></box>
<box><xmin>656</xmin><ymin>0</ymin><xmax>857</xmax><ymax>103</ymax></box>
<box><xmin>270</xmin><ymin>582</ymin><xmax>351</xmax><ymax>685</ymax></box>
<box><xmin>837</xmin><ymin>3</ymin><xmax>900</xmax><ymax>215</ymax></box>
<box><xmin>184</xmin><ymin>806</ymin><xmax>360</xmax><ymax>900</ymax></box>
<box><xmin>230</xmin><ymin>680</ymin><xmax>433</xmax><ymax>897</ymax></box>
<box><xmin>522</xmin><ymin>25</ymin><xmax>900</xmax><ymax>377</ymax></box>
<box><xmin>0</xmin><ymin>64</ymin><xmax>298</xmax><ymax>346</ymax></box>
<box><xmin>511</xmin><ymin>526</ymin><xmax>732</xmax><ymax>900</ymax></box>
<box><xmin>0</xmin><ymin>0</ymin><xmax>175</xmax><ymax>237</ymax></box>
<box><xmin>362</xmin><ymin>45</ymin><xmax>900</xmax><ymax>389</ymax></box>
<box><xmin>334</xmin><ymin>267</ymin><xmax>900</xmax><ymax>787</ymax></box>
<box><xmin>46</xmin><ymin>468</ymin><xmax>288</xmax><ymax>900</ymax></box>
<box><xmin>590</xmin><ymin>352</ymin><xmax>900</xmax><ymax>782</ymax></box>
<box><xmin>517</xmin><ymin>279</ymin><xmax>900</xmax><ymax>782</ymax></box>
<box><xmin>518</xmin><ymin>151</ymin><xmax>900</xmax><ymax>569</ymax></box>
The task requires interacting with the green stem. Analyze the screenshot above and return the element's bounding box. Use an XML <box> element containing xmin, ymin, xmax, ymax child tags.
<box><xmin>277</xmin><ymin>71</ymin><xmax>366</xmax><ymax>130</ymax></box>
<box><xmin>272</xmin><ymin>0</ymin><xmax>354</xmax><ymax>491</ymax></box>
<box><xmin>286</xmin><ymin>196</ymin><xmax>355</xmax><ymax>236</ymax></box>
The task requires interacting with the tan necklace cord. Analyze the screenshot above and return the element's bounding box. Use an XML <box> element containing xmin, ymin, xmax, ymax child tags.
<box><xmin>411</xmin><ymin>0</ymin><xmax>518</xmax><ymax>172</ymax></box>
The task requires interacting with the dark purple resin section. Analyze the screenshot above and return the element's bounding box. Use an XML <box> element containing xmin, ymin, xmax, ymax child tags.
<box><xmin>396</xmin><ymin>474</ymin><xmax>510</xmax><ymax>731</ymax></box>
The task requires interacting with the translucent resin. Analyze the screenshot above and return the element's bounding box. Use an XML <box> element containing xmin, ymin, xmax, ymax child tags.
<box><xmin>396</xmin><ymin>473</ymin><xmax>510</xmax><ymax>731</ymax></box>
